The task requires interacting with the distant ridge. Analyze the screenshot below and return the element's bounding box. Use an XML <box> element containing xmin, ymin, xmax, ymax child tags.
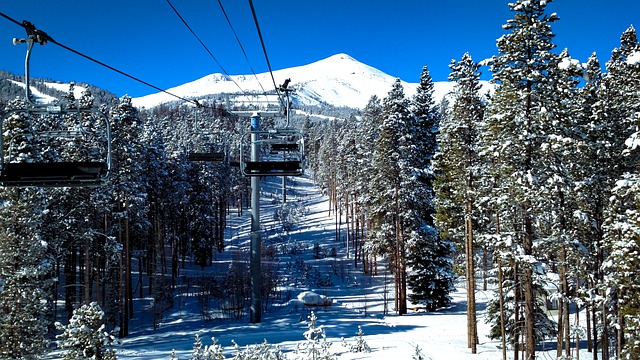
<box><xmin>131</xmin><ymin>53</ymin><xmax>490</xmax><ymax>110</ymax></box>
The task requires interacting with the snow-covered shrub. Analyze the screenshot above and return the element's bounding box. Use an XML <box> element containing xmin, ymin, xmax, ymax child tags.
<box><xmin>231</xmin><ymin>339</ymin><xmax>287</xmax><ymax>360</ymax></box>
<box><xmin>55</xmin><ymin>301</ymin><xmax>117</xmax><ymax>360</ymax></box>
<box><xmin>341</xmin><ymin>326</ymin><xmax>371</xmax><ymax>353</ymax></box>
<box><xmin>274</xmin><ymin>203</ymin><xmax>306</xmax><ymax>231</ymax></box>
<box><xmin>411</xmin><ymin>344</ymin><xmax>426</xmax><ymax>360</ymax></box>
<box><xmin>192</xmin><ymin>334</ymin><xmax>225</xmax><ymax>360</ymax></box>
<box><xmin>294</xmin><ymin>312</ymin><xmax>335</xmax><ymax>360</ymax></box>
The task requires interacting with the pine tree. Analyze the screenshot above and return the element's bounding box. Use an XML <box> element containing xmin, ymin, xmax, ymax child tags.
<box><xmin>109</xmin><ymin>95</ymin><xmax>148</xmax><ymax>337</ymax></box>
<box><xmin>370</xmin><ymin>79</ymin><xmax>410</xmax><ymax>314</ymax></box>
<box><xmin>357</xmin><ymin>96</ymin><xmax>384</xmax><ymax>268</ymax></box>
<box><xmin>294</xmin><ymin>312</ymin><xmax>334</xmax><ymax>360</ymax></box>
<box><xmin>483</xmin><ymin>0</ymin><xmax>561</xmax><ymax>357</ymax></box>
<box><xmin>406</xmin><ymin>66</ymin><xmax>455</xmax><ymax>313</ymax></box>
<box><xmin>601</xmin><ymin>24</ymin><xmax>640</xmax><ymax>359</ymax></box>
<box><xmin>0</xmin><ymin>100</ymin><xmax>52</xmax><ymax>359</ymax></box>
<box><xmin>55</xmin><ymin>302</ymin><xmax>117</xmax><ymax>360</ymax></box>
<box><xmin>434</xmin><ymin>52</ymin><xmax>485</xmax><ymax>351</ymax></box>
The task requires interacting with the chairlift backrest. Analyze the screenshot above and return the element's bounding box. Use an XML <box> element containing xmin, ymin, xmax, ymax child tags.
<box><xmin>0</xmin><ymin>32</ymin><xmax>111</xmax><ymax>187</ymax></box>
<box><xmin>0</xmin><ymin>107</ymin><xmax>112</xmax><ymax>187</ymax></box>
<box><xmin>239</xmin><ymin>128</ymin><xmax>304</xmax><ymax>177</ymax></box>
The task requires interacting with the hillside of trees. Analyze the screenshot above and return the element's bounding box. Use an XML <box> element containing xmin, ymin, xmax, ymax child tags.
<box><xmin>0</xmin><ymin>0</ymin><xmax>639</xmax><ymax>359</ymax></box>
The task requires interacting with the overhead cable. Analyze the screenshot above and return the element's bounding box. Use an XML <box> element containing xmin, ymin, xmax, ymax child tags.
<box><xmin>165</xmin><ymin>0</ymin><xmax>246</xmax><ymax>94</ymax></box>
<box><xmin>216</xmin><ymin>0</ymin><xmax>267</xmax><ymax>96</ymax></box>
<box><xmin>0</xmin><ymin>11</ymin><xmax>209</xmax><ymax>108</ymax></box>
<box><xmin>247</xmin><ymin>0</ymin><xmax>285</xmax><ymax>110</ymax></box>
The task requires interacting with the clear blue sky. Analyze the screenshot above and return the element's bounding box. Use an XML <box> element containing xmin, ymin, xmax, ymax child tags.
<box><xmin>1</xmin><ymin>0</ymin><xmax>638</xmax><ymax>98</ymax></box>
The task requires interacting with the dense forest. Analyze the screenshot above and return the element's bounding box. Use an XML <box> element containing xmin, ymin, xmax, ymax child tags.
<box><xmin>0</xmin><ymin>0</ymin><xmax>639</xmax><ymax>359</ymax></box>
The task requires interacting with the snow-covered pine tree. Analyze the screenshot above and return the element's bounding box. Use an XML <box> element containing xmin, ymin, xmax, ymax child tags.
<box><xmin>55</xmin><ymin>302</ymin><xmax>117</xmax><ymax>360</ymax></box>
<box><xmin>601</xmin><ymin>24</ymin><xmax>640</xmax><ymax>359</ymax></box>
<box><xmin>109</xmin><ymin>95</ymin><xmax>148</xmax><ymax>337</ymax></box>
<box><xmin>0</xmin><ymin>99</ymin><xmax>52</xmax><ymax>359</ymax></box>
<box><xmin>570</xmin><ymin>52</ymin><xmax>615</xmax><ymax>357</ymax></box>
<box><xmin>405</xmin><ymin>66</ymin><xmax>455</xmax><ymax>313</ymax></box>
<box><xmin>482</xmin><ymin>0</ymin><xmax>561</xmax><ymax>357</ymax></box>
<box><xmin>370</xmin><ymin>79</ymin><xmax>410</xmax><ymax>315</ymax></box>
<box><xmin>357</xmin><ymin>96</ymin><xmax>384</xmax><ymax>271</ymax></box>
<box><xmin>526</xmin><ymin>47</ymin><xmax>585</xmax><ymax>357</ymax></box>
<box><xmin>434</xmin><ymin>52</ymin><xmax>485</xmax><ymax>352</ymax></box>
<box><xmin>335</xmin><ymin>115</ymin><xmax>359</xmax><ymax>262</ymax></box>
<box><xmin>294</xmin><ymin>312</ymin><xmax>334</xmax><ymax>360</ymax></box>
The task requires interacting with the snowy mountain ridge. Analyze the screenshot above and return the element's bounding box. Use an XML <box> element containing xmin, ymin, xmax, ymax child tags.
<box><xmin>131</xmin><ymin>53</ymin><xmax>488</xmax><ymax>110</ymax></box>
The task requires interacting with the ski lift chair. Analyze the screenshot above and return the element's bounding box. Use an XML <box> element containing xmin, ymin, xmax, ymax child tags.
<box><xmin>0</xmin><ymin>25</ymin><xmax>112</xmax><ymax>187</ymax></box>
<box><xmin>188</xmin><ymin>135</ymin><xmax>227</xmax><ymax>163</ymax></box>
<box><xmin>240</xmin><ymin>129</ymin><xmax>304</xmax><ymax>177</ymax></box>
<box><xmin>0</xmin><ymin>107</ymin><xmax>112</xmax><ymax>187</ymax></box>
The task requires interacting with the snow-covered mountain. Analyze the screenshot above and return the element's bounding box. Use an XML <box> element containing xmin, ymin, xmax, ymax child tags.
<box><xmin>9</xmin><ymin>79</ymin><xmax>88</xmax><ymax>104</ymax></box>
<box><xmin>131</xmin><ymin>54</ymin><xmax>471</xmax><ymax>110</ymax></box>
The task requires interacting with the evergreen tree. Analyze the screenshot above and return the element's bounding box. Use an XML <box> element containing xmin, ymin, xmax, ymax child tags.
<box><xmin>109</xmin><ymin>95</ymin><xmax>148</xmax><ymax>337</ymax></box>
<box><xmin>0</xmin><ymin>100</ymin><xmax>52</xmax><ymax>359</ymax></box>
<box><xmin>434</xmin><ymin>52</ymin><xmax>485</xmax><ymax>351</ymax></box>
<box><xmin>55</xmin><ymin>302</ymin><xmax>117</xmax><ymax>360</ymax></box>
<box><xmin>357</xmin><ymin>96</ymin><xmax>384</xmax><ymax>266</ymax></box>
<box><xmin>370</xmin><ymin>79</ymin><xmax>410</xmax><ymax>314</ymax></box>
<box><xmin>482</xmin><ymin>0</ymin><xmax>560</xmax><ymax>356</ymax></box>
<box><xmin>406</xmin><ymin>66</ymin><xmax>454</xmax><ymax>312</ymax></box>
<box><xmin>601</xmin><ymin>25</ymin><xmax>640</xmax><ymax>359</ymax></box>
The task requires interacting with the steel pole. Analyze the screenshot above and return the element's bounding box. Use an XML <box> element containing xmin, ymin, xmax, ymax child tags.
<box><xmin>249</xmin><ymin>113</ymin><xmax>262</xmax><ymax>323</ymax></box>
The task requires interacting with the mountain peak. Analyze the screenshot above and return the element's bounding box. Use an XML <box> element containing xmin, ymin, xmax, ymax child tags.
<box><xmin>132</xmin><ymin>53</ymin><xmax>428</xmax><ymax>109</ymax></box>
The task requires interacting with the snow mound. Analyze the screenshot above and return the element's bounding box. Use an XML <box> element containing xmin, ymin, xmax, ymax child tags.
<box><xmin>297</xmin><ymin>291</ymin><xmax>331</xmax><ymax>306</ymax></box>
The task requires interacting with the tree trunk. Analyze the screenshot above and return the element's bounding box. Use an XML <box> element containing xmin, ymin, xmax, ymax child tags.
<box><xmin>465</xmin><ymin>171</ymin><xmax>477</xmax><ymax>353</ymax></box>
<box><xmin>523</xmin><ymin>209</ymin><xmax>535</xmax><ymax>359</ymax></box>
<box><xmin>557</xmin><ymin>246</ymin><xmax>566</xmax><ymax>357</ymax></box>
<box><xmin>514</xmin><ymin>260</ymin><xmax>520</xmax><ymax>360</ymax></box>
<box><xmin>84</xmin><ymin>236</ymin><xmax>91</xmax><ymax>304</ymax></box>
<box><xmin>498</xmin><ymin>257</ymin><xmax>507</xmax><ymax>360</ymax></box>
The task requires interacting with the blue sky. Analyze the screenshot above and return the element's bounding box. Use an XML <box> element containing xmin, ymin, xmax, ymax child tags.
<box><xmin>1</xmin><ymin>0</ymin><xmax>638</xmax><ymax>98</ymax></box>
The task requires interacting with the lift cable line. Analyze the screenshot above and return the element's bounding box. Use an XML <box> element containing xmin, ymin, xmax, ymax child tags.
<box><xmin>216</xmin><ymin>0</ymin><xmax>268</xmax><ymax>96</ymax></box>
<box><xmin>247</xmin><ymin>0</ymin><xmax>286</xmax><ymax>111</ymax></box>
<box><xmin>0</xmin><ymin>12</ymin><xmax>210</xmax><ymax>108</ymax></box>
<box><xmin>165</xmin><ymin>0</ymin><xmax>246</xmax><ymax>95</ymax></box>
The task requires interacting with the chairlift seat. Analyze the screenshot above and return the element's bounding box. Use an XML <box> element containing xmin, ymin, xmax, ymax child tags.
<box><xmin>0</xmin><ymin>161</ymin><xmax>108</xmax><ymax>186</ymax></box>
<box><xmin>188</xmin><ymin>152</ymin><xmax>225</xmax><ymax>162</ymax></box>
<box><xmin>243</xmin><ymin>160</ymin><xmax>302</xmax><ymax>176</ymax></box>
<box><xmin>270</xmin><ymin>143</ymin><xmax>299</xmax><ymax>152</ymax></box>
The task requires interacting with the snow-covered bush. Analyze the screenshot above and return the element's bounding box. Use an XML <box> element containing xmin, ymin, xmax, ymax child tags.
<box><xmin>294</xmin><ymin>312</ymin><xmax>335</xmax><ymax>360</ymax></box>
<box><xmin>231</xmin><ymin>339</ymin><xmax>287</xmax><ymax>360</ymax></box>
<box><xmin>412</xmin><ymin>344</ymin><xmax>426</xmax><ymax>360</ymax></box>
<box><xmin>274</xmin><ymin>203</ymin><xmax>306</xmax><ymax>231</ymax></box>
<box><xmin>55</xmin><ymin>301</ymin><xmax>117</xmax><ymax>360</ymax></box>
<box><xmin>191</xmin><ymin>334</ymin><xmax>224</xmax><ymax>360</ymax></box>
<box><xmin>341</xmin><ymin>326</ymin><xmax>371</xmax><ymax>353</ymax></box>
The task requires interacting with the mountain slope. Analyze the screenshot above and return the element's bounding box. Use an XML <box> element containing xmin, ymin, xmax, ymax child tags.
<box><xmin>131</xmin><ymin>54</ymin><xmax>470</xmax><ymax>110</ymax></box>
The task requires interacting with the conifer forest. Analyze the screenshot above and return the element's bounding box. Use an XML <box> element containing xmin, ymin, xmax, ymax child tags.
<box><xmin>0</xmin><ymin>0</ymin><xmax>639</xmax><ymax>359</ymax></box>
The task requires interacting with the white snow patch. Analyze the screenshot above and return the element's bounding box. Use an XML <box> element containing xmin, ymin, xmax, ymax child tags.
<box><xmin>627</xmin><ymin>51</ymin><xmax>640</xmax><ymax>65</ymax></box>
<box><xmin>43</xmin><ymin>82</ymin><xmax>87</xmax><ymax>99</ymax></box>
<box><xmin>8</xmin><ymin>80</ymin><xmax>57</xmax><ymax>104</ymax></box>
<box><xmin>558</xmin><ymin>57</ymin><xmax>579</xmax><ymax>70</ymax></box>
<box><xmin>297</xmin><ymin>291</ymin><xmax>331</xmax><ymax>306</ymax></box>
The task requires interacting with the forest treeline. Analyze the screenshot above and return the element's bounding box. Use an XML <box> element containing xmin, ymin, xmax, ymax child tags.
<box><xmin>304</xmin><ymin>2</ymin><xmax>640</xmax><ymax>360</ymax></box>
<box><xmin>0</xmin><ymin>0</ymin><xmax>639</xmax><ymax>359</ymax></box>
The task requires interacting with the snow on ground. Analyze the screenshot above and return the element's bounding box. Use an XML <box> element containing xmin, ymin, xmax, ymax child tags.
<box><xmin>9</xmin><ymin>79</ymin><xmax>57</xmax><ymax>104</ymax></box>
<box><xmin>47</xmin><ymin>175</ymin><xmax>592</xmax><ymax>360</ymax></box>
<box><xmin>43</xmin><ymin>81</ymin><xmax>87</xmax><ymax>99</ymax></box>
